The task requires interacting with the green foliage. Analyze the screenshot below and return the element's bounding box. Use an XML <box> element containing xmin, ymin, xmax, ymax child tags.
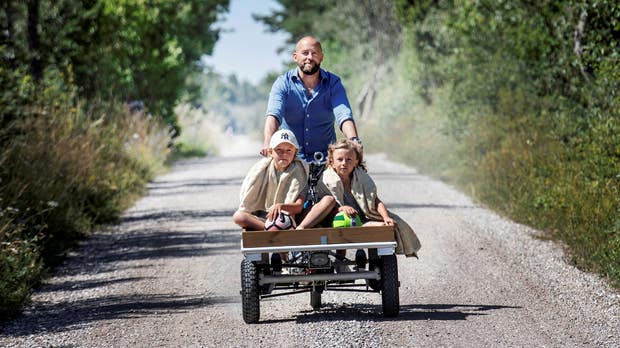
<box><xmin>0</xmin><ymin>71</ymin><xmax>171</xmax><ymax>319</ymax></box>
<box><xmin>171</xmin><ymin>102</ymin><xmax>224</xmax><ymax>159</ymax></box>
<box><xmin>0</xmin><ymin>210</ymin><xmax>44</xmax><ymax>319</ymax></box>
<box><xmin>258</xmin><ymin>0</ymin><xmax>620</xmax><ymax>287</ymax></box>
<box><xmin>255</xmin><ymin>0</ymin><xmax>402</xmax><ymax>122</ymax></box>
<box><xmin>172</xmin><ymin>142</ymin><xmax>208</xmax><ymax>159</ymax></box>
<box><xmin>389</xmin><ymin>0</ymin><xmax>620</xmax><ymax>286</ymax></box>
<box><xmin>1</xmin><ymin>0</ymin><xmax>230</xmax><ymax>127</ymax></box>
<box><xmin>191</xmin><ymin>70</ymin><xmax>267</xmax><ymax>136</ymax></box>
<box><xmin>253</xmin><ymin>0</ymin><xmax>330</xmax><ymax>46</ymax></box>
<box><xmin>1</xmin><ymin>0</ymin><xmax>231</xmax><ymax>321</ymax></box>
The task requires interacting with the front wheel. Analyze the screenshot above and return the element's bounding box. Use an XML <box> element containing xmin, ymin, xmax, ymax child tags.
<box><xmin>380</xmin><ymin>254</ymin><xmax>399</xmax><ymax>317</ymax></box>
<box><xmin>367</xmin><ymin>248</ymin><xmax>380</xmax><ymax>291</ymax></box>
<box><xmin>310</xmin><ymin>290</ymin><xmax>322</xmax><ymax>310</ymax></box>
<box><xmin>241</xmin><ymin>259</ymin><xmax>260</xmax><ymax>323</ymax></box>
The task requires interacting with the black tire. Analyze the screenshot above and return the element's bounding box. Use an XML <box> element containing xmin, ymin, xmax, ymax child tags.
<box><xmin>241</xmin><ymin>259</ymin><xmax>260</xmax><ymax>324</ymax></box>
<box><xmin>380</xmin><ymin>254</ymin><xmax>399</xmax><ymax>317</ymax></box>
<box><xmin>355</xmin><ymin>249</ymin><xmax>367</xmax><ymax>269</ymax></box>
<box><xmin>310</xmin><ymin>290</ymin><xmax>322</xmax><ymax>310</ymax></box>
<box><xmin>367</xmin><ymin>249</ymin><xmax>381</xmax><ymax>291</ymax></box>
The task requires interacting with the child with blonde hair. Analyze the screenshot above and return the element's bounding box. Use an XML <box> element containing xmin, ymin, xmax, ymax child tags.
<box><xmin>297</xmin><ymin>139</ymin><xmax>421</xmax><ymax>257</ymax></box>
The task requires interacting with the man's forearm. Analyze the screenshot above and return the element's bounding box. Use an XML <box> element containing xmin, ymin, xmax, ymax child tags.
<box><xmin>341</xmin><ymin>119</ymin><xmax>358</xmax><ymax>139</ymax></box>
<box><xmin>263</xmin><ymin>115</ymin><xmax>279</xmax><ymax>145</ymax></box>
<box><xmin>260</xmin><ymin>115</ymin><xmax>280</xmax><ymax>156</ymax></box>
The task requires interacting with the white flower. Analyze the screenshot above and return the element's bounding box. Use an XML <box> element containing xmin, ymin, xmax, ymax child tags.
<box><xmin>47</xmin><ymin>201</ymin><xmax>59</xmax><ymax>208</ymax></box>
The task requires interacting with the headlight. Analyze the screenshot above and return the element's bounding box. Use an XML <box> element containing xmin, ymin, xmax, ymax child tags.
<box><xmin>309</xmin><ymin>252</ymin><xmax>330</xmax><ymax>268</ymax></box>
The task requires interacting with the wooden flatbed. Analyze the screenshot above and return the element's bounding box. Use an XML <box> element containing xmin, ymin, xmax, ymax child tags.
<box><xmin>241</xmin><ymin>225</ymin><xmax>397</xmax><ymax>257</ymax></box>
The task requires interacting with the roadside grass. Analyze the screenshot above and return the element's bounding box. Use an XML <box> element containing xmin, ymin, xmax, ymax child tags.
<box><xmin>0</xmin><ymin>91</ymin><xmax>171</xmax><ymax>319</ymax></box>
<box><xmin>168</xmin><ymin>103</ymin><xmax>223</xmax><ymax>160</ymax></box>
<box><xmin>368</xmin><ymin>88</ymin><xmax>620</xmax><ymax>289</ymax></box>
<box><xmin>464</xmin><ymin>108</ymin><xmax>620</xmax><ymax>288</ymax></box>
<box><xmin>0</xmin><ymin>88</ymin><xmax>230</xmax><ymax>320</ymax></box>
<box><xmin>172</xmin><ymin>142</ymin><xmax>208</xmax><ymax>158</ymax></box>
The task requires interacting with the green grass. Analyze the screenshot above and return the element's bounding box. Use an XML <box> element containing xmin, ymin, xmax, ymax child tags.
<box><xmin>0</xmin><ymin>83</ymin><xmax>229</xmax><ymax>321</ymax></box>
<box><xmin>370</xmin><ymin>85</ymin><xmax>620</xmax><ymax>289</ymax></box>
<box><xmin>0</xmin><ymin>88</ymin><xmax>171</xmax><ymax>319</ymax></box>
<box><xmin>169</xmin><ymin>103</ymin><xmax>222</xmax><ymax>160</ymax></box>
<box><xmin>171</xmin><ymin>142</ymin><xmax>208</xmax><ymax>158</ymax></box>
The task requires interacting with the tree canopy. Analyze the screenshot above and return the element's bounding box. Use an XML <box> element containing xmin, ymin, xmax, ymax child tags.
<box><xmin>255</xmin><ymin>0</ymin><xmax>620</xmax><ymax>286</ymax></box>
<box><xmin>1</xmin><ymin>0</ymin><xmax>230</xmax><ymax>128</ymax></box>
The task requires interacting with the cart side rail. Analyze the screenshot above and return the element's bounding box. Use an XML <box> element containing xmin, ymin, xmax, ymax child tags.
<box><xmin>241</xmin><ymin>225</ymin><xmax>397</xmax><ymax>257</ymax></box>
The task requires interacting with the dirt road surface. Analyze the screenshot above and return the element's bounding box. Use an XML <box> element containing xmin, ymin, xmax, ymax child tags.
<box><xmin>1</xmin><ymin>135</ymin><xmax>618</xmax><ymax>347</ymax></box>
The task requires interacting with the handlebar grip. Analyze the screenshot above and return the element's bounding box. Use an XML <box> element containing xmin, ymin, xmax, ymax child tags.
<box><xmin>313</xmin><ymin>152</ymin><xmax>324</xmax><ymax>164</ymax></box>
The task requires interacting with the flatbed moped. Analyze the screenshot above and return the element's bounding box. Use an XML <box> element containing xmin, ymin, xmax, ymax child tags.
<box><xmin>240</xmin><ymin>224</ymin><xmax>399</xmax><ymax>324</ymax></box>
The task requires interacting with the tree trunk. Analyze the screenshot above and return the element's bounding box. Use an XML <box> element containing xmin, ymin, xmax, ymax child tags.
<box><xmin>573</xmin><ymin>7</ymin><xmax>589</xmax><ymax>82</ymax></box>
<box><xmin>27</xmin><ymin>0</ymin><xmax>42</xmax><ymax>81</ymax></box>
<box><xmin>4</xmin><ymin>1</ymin><xmax>16</xmax><ymax>68</ymax></box>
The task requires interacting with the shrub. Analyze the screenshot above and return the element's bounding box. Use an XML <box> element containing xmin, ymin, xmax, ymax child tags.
<box><xmin>0</xmin><ymin>72</ymin><xmax>172</xmax><ymax>319</ymax></box>
<box><xmin>170</xmin><ymin>103</ymin><xmax>223</xmax><ymax>159</ymax></box>
<box><xmin>0</xmin><ymin>207</ymin><xmax>44</xmax><ymax>319</ymax></box>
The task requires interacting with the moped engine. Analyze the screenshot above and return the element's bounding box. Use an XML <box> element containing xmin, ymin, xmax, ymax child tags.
<box><xmin>308</xmin><ymin>252</ymin><xmax>331</xmax><ymax>269</ymax></box>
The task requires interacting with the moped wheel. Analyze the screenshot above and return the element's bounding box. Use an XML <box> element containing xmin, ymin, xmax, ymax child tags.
<box><xmin>367</xmin><ymin>248</ymin><xmax>381</xmax><ymax>291</ymax></box>
<box><xmin>310</xmin><ymin>290</ymin><xmax>322</xmax><ymax>310</ymax></box>
<box><xmin>380</xmin><ymin>254</ymin><xmax>399</xmax><ymax>317</ymax></box>
<box><xmin>241</xmin><ymin>259</ymin><xmax>260</xmax><ymax>323</ymax></box>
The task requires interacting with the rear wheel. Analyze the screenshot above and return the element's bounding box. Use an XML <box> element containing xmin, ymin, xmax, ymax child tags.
<box><xmin>241</xmin><ymin>259</ymin><xmax>260</xmax><ymax>323</ymax></box>
<box><xmin>367</xmin><ymin>248</ymin><xmax>380</xmax><ymax>291</ymax></box>
<box><xmin>310</xmin><ymin>281</ymin><xmax>324</xmax><ymax>310</ymax></box>
<box><xmin>310</xmin><ymin>290</ymin><xmax>322</xmax><ymax>310</ymax></box>
<box><xmin>380</xmin><ymin>254</ymin><xmax>399</xmax><ymax>317</ymax></box>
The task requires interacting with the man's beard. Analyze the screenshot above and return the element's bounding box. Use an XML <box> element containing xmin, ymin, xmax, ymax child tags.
<box><xmin>299</xmin><ymin>62</ymin><xmax>320</xmax><ymax>75</ymax></box>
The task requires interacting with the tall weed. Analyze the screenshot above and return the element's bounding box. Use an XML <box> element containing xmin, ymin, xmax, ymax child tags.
<box><xmin>369</xmin><ymin>38</ymin><xmax>620</xmax><ymax>287</ymax></box>
<box><xmin>0</xmin><ymin>73</ymin><xmax>171</xmax><ymax>319</ymax></box>
<box><xmin>171</xmin><ymin>103</ymin><xmax>224</xmax><ymax>159</ymax></box>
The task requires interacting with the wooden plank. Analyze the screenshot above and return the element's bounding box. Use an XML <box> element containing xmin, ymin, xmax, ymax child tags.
<box><xmin>241</xmin><ymin>225</ymin><xmax>395</xmax><ymax>248</ymax></box>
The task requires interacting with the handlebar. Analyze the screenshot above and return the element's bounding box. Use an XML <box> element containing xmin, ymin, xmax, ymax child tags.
<box><xmin>313</xmin><ymin>151</ymin><xmax>325</xmax><ymax>165</ymax></box>
<box><xmin>305</xmin><ymin>152</ymin><xmax>327</xmax><ymax>207</ymax></box>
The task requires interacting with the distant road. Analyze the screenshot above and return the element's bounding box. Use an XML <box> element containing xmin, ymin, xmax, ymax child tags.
<box><xmin>1</xmin><ymin>135</ymin><xmax>618</xmax><ymax>347</ymax></box>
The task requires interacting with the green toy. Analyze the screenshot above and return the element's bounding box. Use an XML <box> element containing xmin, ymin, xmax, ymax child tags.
<box><xmin>332</xmin><ymin>211</ymin><xmax>362</xmax><ymax>227</ymax></box>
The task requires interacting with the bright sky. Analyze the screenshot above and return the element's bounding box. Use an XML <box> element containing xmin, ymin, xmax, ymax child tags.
<box><xmin>202</xmin><ymin>0</ymin><xmax>290</xmax><ymax>85</ymax></box>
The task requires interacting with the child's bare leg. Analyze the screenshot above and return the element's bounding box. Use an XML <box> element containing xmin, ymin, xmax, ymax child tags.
<box><xmin>232</xmin><ymin>210</ymin><xmax>265</xmax><ymax>231</ymax></box>
<box><xmin>296</xmin><ymin>196</ymin><xmax>336</xmax><ymax>229</ymax></box>
<box><xmin>363</xmin><ymin>221</ymin><xmax>384</xmax><ymax>226</ymax></box>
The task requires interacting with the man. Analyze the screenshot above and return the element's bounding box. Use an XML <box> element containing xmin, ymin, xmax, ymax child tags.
<box><xmin>261</xmin><ymin>36</ymin><xmax>361</xmax><ymax>162</ymax></box>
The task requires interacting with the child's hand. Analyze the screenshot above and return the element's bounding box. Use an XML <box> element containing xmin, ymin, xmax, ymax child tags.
<box><xmin>383</xmin><ymin>217</ymin><xmax>395</xmax><ymax>226</ymax></box>
<box><xmin>338</xmin><ymin>205</ymin><xmax>359</xmax><ymax>217</ymax></box>
<box><xmin>267</xmin><ymin>203</ymin><xmax>284</xmax><ymax>221</ymax></box>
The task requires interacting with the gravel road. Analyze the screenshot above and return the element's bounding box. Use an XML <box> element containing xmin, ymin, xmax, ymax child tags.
<box><xmin>1</xmin><ymin>135</ymin><xmax>618</xmax><ymax>347</ymax></box>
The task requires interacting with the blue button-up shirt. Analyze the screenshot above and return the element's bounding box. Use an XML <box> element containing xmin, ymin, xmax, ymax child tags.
<box><xmin>266</xmin><ymin>68</ymin><xmax>354</xmax><ymax>162</ymax></box>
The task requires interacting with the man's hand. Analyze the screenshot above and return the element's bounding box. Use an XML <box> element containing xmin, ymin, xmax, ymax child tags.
<box><xmin>262</xmin><ymin>115</ymin><xmax>279</xmax><ymax>156</ymax></box>
<box><xmin>350</xmin><ymin>137</ymin><xmax>363</xmax><ymax>153</ymax></box>
<box><xmin>260</xmin><ymin>144</ymin><xmax>270</xmax><ymax>157</ymax></box>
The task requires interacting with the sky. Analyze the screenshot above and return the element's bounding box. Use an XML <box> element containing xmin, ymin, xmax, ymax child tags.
<box><xmin>202</xmin><ymin>0</ymin><xmax>290</xmax><ymax>85</ymax></box>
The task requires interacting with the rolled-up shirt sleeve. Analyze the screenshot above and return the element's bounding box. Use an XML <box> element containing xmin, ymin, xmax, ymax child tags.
<box><xmin>330</xmin><ymin>78</ymin><xmax>354</xmax><ymax>129</ymax></box>
<box><xmin>266</xmin><ymin>75</ymin><xmax>287</xmax><ymax>124</ymax></box>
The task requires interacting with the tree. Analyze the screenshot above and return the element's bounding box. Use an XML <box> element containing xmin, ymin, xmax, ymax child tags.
<box><xmin>254</xmin><ymin>0</ymin><xmax>402</xmax><ymax>121</ymax></box>
<box><xmin>252</xmin><ymin>0</ymin><xmax>330</xmax><ymax>48</ymax></box>
<box><xmin>1</xmin><ymin>0</ymin><xmax>231</xmax><ymax>128</ymax></box>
